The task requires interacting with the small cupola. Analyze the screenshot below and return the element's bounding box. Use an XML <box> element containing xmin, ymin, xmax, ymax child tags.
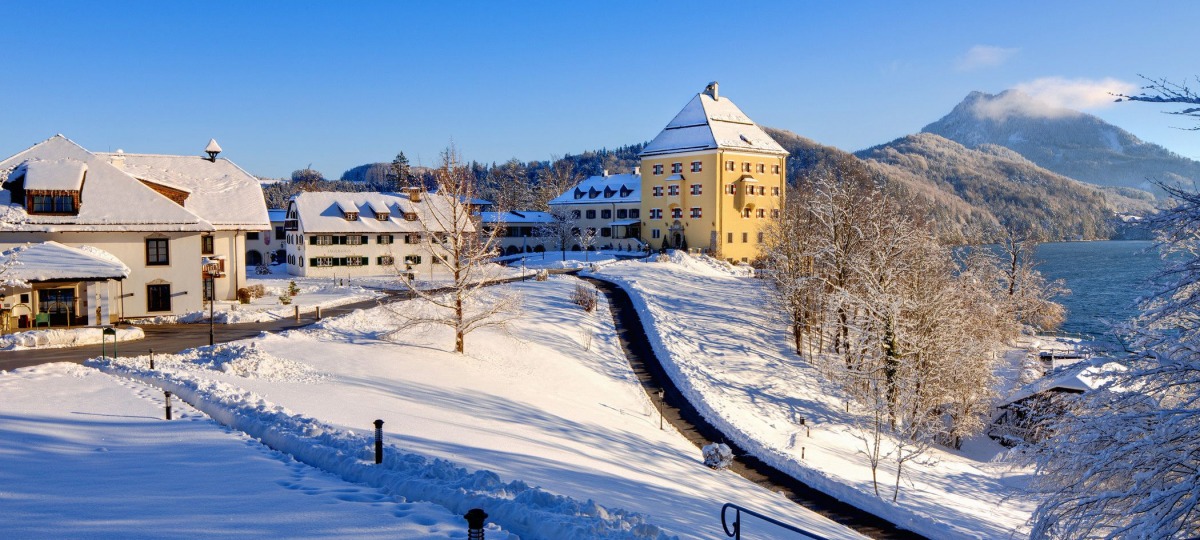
<box><xmin>205</xmin><ymin>139</ymin><xmax>222</xmax><ymax>162</ymax></box>
<box><xmin>704</xmin><ymin>81</ymin><xmax>719</xmax><ymax>100</ymax></box>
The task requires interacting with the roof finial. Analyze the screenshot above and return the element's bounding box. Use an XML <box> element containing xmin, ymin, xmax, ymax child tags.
<box><xmin>205</xmin><ymin>139</ymin><xmax>222</xmax><ymax>162</ymax></box>
<box><xmin>705</xmin><ymin>81</ymin><xmax>719</xmax><ymax>100</ymax></box>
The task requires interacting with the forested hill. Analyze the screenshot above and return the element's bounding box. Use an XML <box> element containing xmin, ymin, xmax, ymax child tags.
<box><xmin>922</xmin><ymin>90</ymin><xmax>1200</xmax><ymax>195</ymax></box>
<box><xmin>856</xmin><ymin>133</ymin><xmax>1116</xmax><ymax>241</ymax></box>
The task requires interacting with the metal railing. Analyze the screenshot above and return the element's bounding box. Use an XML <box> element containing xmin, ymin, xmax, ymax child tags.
<box><xmin>721</xmin><ymin>503</ymin><xmax>831</xmax><ymax>540</ymax></box>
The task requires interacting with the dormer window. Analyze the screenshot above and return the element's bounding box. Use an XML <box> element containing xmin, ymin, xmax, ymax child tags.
<box><xmin>31</xmin><ymin>194</ymin><xmax>77</xmax><ymax>214</ymax></box>
<box><xmin>375</xmin><ymin>211</ymin><xmax>389</xmax><ymax>221</ymax></box>
<box><xmin>404</xmin><ymin>212</ymin><xmax>418</xmax><ymax>221</ymax></box>
<box><xmin>344</xmin><ymin>211</ymin><xmax>358</xmax><ymax>221</ymax></box>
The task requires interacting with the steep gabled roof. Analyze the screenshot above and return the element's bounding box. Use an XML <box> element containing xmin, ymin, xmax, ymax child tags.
<box><xmin>290</xmin><ymin>191</ymin><xmax>471</xmax><ymax>234</ymax></box>
<box><xmin>97</xmin><ymin>152</ymin><xmax>270</xmax><ymax>230</ymax></box>
<box><xmin>640</xmin><ymin>85</ymin><xmax>788</xmax><ymax>157</ymax></box>
<box><xmin>0</xmin><ymin>135</ymin><xmax>212</xmax><ymax>232</ymax></box>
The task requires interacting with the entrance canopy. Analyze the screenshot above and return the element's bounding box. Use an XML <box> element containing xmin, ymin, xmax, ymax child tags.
<box><xmin>2</xmin><ymin>241</ymin><xmax>129</xmax><ymax>284</ymax></box>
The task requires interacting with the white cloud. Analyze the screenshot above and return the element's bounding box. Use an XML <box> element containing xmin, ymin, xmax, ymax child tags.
<box><xmin>972</xmin><ymin>77</ymin><xmax>1140</xmax><ymax>121</ymax></box>
<box><xmin>955</xmin><ymin>45</ymin><xmax>1019</xmax><ymax>71</ymax></box>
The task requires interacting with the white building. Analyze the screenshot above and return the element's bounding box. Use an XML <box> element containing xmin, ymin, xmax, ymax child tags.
<box><xmin>546</xmin><ymin>170</ymin><xmax>644</xmax><ymax>251</ymax></box>
<box><xmin>244</xmin><ymin>208</ymin><xmax>287</xmax><ymax>269</ymax></box>
<box><xmin>478</xmin><ymin>211</ymin><xmax>554</xmax><ymax>256</ymax></box>
<box><xmin>0</xmin><ymin>135</ymin><xmax>269</xmax><ymax>325</ymax></box>
<box><xmin>283</xmin><ymin>189</ymin><xmax>468</xmax><ymax>278</ymax></box>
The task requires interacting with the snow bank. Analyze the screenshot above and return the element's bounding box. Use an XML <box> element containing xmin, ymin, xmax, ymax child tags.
<box><xmin>89</xmin><ymin>354</ymin><xmax>677</xmax><ymax>540</ymax></box>
<box><xmin>0</xmin><ymin>326</ymin><xmax>144</xmax><ymax>350</ymax></box>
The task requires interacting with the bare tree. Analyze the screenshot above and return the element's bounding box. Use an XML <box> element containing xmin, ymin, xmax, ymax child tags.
<box><xmin>536</xmin><ymin>207</ymin><xmax>578</xmax><ymax>261</ymax></box>
<box><xmin>575</xmin><ymin>226</ymin><xmax>598</xmax><ymax>262</ymax></box>
<box><xmin>1114</xmin><ymin>75</ymin><xmax>1200</xmax><ymax>129</ymax></box>
<box><xmin>389</xmin><ymin>145</ymin><xmax>520</xmax><ymax>354</ymax></box>
<box><xmin>535</xmin><ymin>156</ymin><xmax>583</xmax><ymax>210</ymax></box>
<box><xmin>999</xmin><ymin>226</ymin><xmax>1069</xmax><ymax>333</ymax></box>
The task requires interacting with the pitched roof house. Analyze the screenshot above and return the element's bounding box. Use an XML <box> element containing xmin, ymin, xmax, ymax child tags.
<box><xmin>0</xmin><ymin>135</ymin><xmax>269</xmax><ymax>325</ymax></box>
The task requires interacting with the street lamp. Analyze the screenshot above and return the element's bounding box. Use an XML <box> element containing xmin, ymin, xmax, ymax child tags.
<box><xmin>202</xmin><ymin>257</ymin><xmax>222</xmax><ymax>346</ymax></box>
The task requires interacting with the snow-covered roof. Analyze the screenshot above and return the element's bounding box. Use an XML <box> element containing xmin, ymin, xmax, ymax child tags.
<box><xmin>20</xmin><ymin>160</ymin><xmax>87</xmax><ymax>191</ymax></box>
<box><xmin>1</xmin><ymin>241</ymin><xmax>129</xmax><ymax>282</ymax></box>
<box><xmin>0</xmin><ymin>136</ymin><xmax>213</xmax><ymax>232</ymax></box>
<box><xmin>640</xmin><ymin>85</ymin><xmax>788</xmax><ymax>157</ymax></box>
<box><xmin>289</xmin><ymin>191</ymin><xmax>472</xmax><ymax>234</ymax></box>
<box><xmin>97</xmin><ymin>151</ymin><xmax>270</xmax><ymax>230</ymax></box>
<box><xmin>547</xmin><ymin>173</ymin><xmax>641</xmax><ymax>206</ymax></box>
<box><xmin>1002</xmin><ymin>360</ymin><xmax>1126</xmax><ymax>406</ymax></box>
<box><xmin>478</xmin><ymin>211</ymin><xmax>554</xmax><ymax>225</ymax></box>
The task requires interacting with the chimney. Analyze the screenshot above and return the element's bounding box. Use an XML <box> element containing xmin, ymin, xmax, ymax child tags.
<box><xmin>408</xmin><ymin>186</ymin><xmax>422</xmax><ymax>203</ymax></box>
<box><xmin>110</xmin><ymin>149</ymin><xmax>125</xmax><ymax>169</ymax></box>
<box><xmin>633</xmin><ymin>166</ymin><xmax>641</xmax><ymax>176</ymax></box>
<box><xmin>705</xmin><ymin>81</ymin><xmax>719</xmax><ymax>100</ymax></box>
<box><xmin>602</xmin><ymin>169</ymin><xmax>609</xmax><ymax>177</ymax></box>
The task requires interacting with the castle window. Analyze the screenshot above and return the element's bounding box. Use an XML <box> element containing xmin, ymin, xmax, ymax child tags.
<box><xmin>725</xmin><ymin>161</ymin><xmax>735</xmax><ymax>171</ymax></box>
<box><xmin>756</xmin><ymin>163</ymin><xmax>765</xmax><ymax>173</ymax></box>
<box><xmin>586</xmin><ymin>210</ymin><xmax>596</xmax><ymax>219</ymax></box>
<box><xmin>743</xmin><ymin>208</ymin><xmax>752</xmax><ymax>218</ymax></box>
<box><xmin>771</xmin><ymin>209</ymin><xmax>780</xmax><ymax>218</ymax></box>
<box><xmin>757</xmin><ymin>209</ymin><xmax>766</xmax><ymax>218</ymax></box>
<box><xmin>652</xmin><ymin>229</ymin><xmax>661</xmax><ymax>239</ymax></box>
<box><xmin>601</xmin><ymin>209</ymin><xmax>612</xmax><ymax>219</ymax></box>
<box><xmin>690</xmin><ymin>207</ymin><xmax>701</xmax><ymax>218</ymax></box>
<box><xmin>378</xmin><ymin>256</ymin><xmax>394</xmax><ymax>265</ymax></box>
<box><xmin>742</xmin><ymin>162</ymin><xmax>752</xmax><ymax>173</ymax></box>
<box><xmin>772</xmin><ymin>186</ymin><xmax>781</xmax><ymax>196</ymax></box>
<box><xmin>671</xmin><ymin>162</ymin><xmax>682</xmax><ymax>174</ymax></box>
<box><xmin>377</xmin><ymin>234</ymin><xmax>394</xmax><ymax>244</ymax></box>
<box><xmin>725</xmin><ymin>184</ymin><xmax>735</xmax><ymax>195</ymax></box>
<box><xmin>772</xmin><ymin>164</ymin><xmax>781</xmax><ymax>174</ymax></box>
<box><xmin>629</xmin><ymin>209</ymin><xmax>640</xmax><ymax>218</ymax></box>
<box><xmin>616</xmin><ymin>209</ymin><xmax>628</xmax><ymax>219</ymax></box>
<box><xmin>653</xmin><ymin>186</ymin><xmax>663</xmax><ymax>197</ymax></box>
<box><xmin>727</xmin><ymin>232</ymin><xmax>733</xmax><ymax>243</ymax></box>
<box><xmin>671</xmin><ymin>208</ymin><xmax>682</xmax><ymax>219</ymax></box>
<box><xmin>653</xmin><ymin>164</ymin><xmax>663</xmax><ymax>175</ymax></box>
<box><xmin>742</xmin><ymin>232</ymin><xmax>749</xmax><ymax>243</ymax></box>
<box><xmin>690</xmin><ymin>184</ymin><xmax>702</xmax><ymax>195</ymax></box>
<box><xmin>667</xmin><ymin>185</ymin><xmax>679</xmax><ymax>196</ymax></box>
<box><xmin>758</xmin><ymin>232</ymin><xmax>764</xmax><ymax>243</ymax></box>
<box><xmin>147</xmin><ymin>284</ymin><xmax>172</xmax><ymax>312</ymax></box>
<box><xmin>201</xmin><ymin>235</ymin><xmax>214</xmax><ymax>255</ymax></box>
<box><xmin>650</xmin><ymin>208</ymin><xmax>662</xmax><ymax>219</ymax></box>
<box><xmin>690</xmin><ymin>161</ymin><xmax>702</xmax><ymax>172</ymax></box>
<box><xmin>571</xmin><ymin>210</ymin><xmax>581</xmax><ymax>219</ymax></box>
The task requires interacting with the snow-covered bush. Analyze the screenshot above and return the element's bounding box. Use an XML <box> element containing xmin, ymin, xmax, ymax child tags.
<box><xmin>571</xmin><ymin>283</ymin><xmax>598</xmax><ymax>312</ymax></box>
<box><xmin>535</xmin><ymin>269</ymin><xmax>549</xmax><ymax>281</ymax></box>
<box><xmin>702</xmin><ymin>442</ymin><xmax>733</xmax><ymax>470</ymax></box>
<box><xmin>655</xmin><ymin>253</ymin><xmax>670</xmax><ymax>263</ymax></box>
<box><xmin>247</xmin><ymin>284</ymin><xmax>266</xmax><ymax>299</ymax></box>
<box><xmin>236</xmin><ymin>288</ymin><xmax>252</xmax><ymax>304</ymax></box>
<box><xmin>279</xmin><ymin>295</ymin><xmax>292</xmax><ymax>305</ymax></box>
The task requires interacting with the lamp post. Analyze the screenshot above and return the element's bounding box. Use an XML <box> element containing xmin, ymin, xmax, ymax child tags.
<box><xmin>207</xmin><ymin>271</ymin><xmax>215</xmax><ymax>346</ymax></box>
<box><xmin>521</xmin><ymin>235</ymin><xmax>527</xmax><ymax>281</ymax></box>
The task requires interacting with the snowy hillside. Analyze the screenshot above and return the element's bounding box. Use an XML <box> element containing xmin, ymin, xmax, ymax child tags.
<box><xmin>591</xmin><ymin>253</ymin><xmax>1037</xmax><ymax>539</ymax></box>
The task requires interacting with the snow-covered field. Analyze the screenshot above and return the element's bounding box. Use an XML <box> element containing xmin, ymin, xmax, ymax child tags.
<box><xmin>131</xmin><ymin>267</ymin><xmax>382</xmax><ymax>325</ymax></box>
<box><xmin>590</xmin><ymin>252</ymin><xmax>1037</xmax><ymax>539</ymax></box>
<box><xmin>0</xmin><ymin>325</ymin><xmax>144</xmax><ymax>351</ymax></box>
<box><xmin>0</xmin><ymin>363</ymin><xmax>496</xmax><ymax>539</ymax></box>
<box><xmin>7</xmin><ymin>275</ymin><xmax>860</xmax><ymax>539</ymax></box>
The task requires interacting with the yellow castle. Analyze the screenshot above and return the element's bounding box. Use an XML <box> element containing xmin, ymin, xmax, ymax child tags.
<box><xmin>639</xmin><ymin>82</ymin><xmax>788</xmax><ymax>263</ymax></box>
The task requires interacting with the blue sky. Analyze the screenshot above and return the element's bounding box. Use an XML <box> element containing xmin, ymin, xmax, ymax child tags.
<box><xmin>2</xmin><ymin>1</ymin><xmax>1197</xmax><ymax>178</ymax></box>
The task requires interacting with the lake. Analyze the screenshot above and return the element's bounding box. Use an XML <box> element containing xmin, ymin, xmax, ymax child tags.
<box><xmin>1032</xmin><ymin>240</ymin><xmax>1163</xmax><ymax>347</ymax></box>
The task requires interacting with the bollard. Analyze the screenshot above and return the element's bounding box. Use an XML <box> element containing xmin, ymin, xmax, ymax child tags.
<box><xmin>464</xmin><ymin>508</ymin><xmax>488</xmax><ymax>540</ymax></box>
<box><xmin>165</xmin><ymin>391</ymin><xmax>172</xmax><ymax>420</ymax></box>
<box><xmin>315</xmin><ymin>306</ymin><xmax>321</xmax><ymax>320</ymax></box>
<box><xmin>657</xmin><ymin>389</ymin><xmax>665</xmax><ymax>430</ymax></box>
<box><xmin>294</xmin><ymin>305</ymin><xmax>300</xmax><ymax>322</ymax></box>
<box><xmin>149</xmin><ymin>348</ymin><xmax>154</xmax><ymax>370</ymax></box>
<box><xmin>807</xmin><ymin>426</ymin><xmax>810</xmax><ymax>437</ymax></box>
<box><xmin>373</xmin><ymin>419</ymin><xmax>384</xmax><ymax>464</ymax></box>
<box><xmin>801</xmin><ymin>447</ymin><xmax>805</xmax><ymax>460</ymax></box>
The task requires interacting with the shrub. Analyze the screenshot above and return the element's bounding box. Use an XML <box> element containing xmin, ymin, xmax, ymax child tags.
<box><xmin>702</xmin><ymin>442</ymin><xmax>733</xmax><ymax>469</ymax></box>
<box><xmin>236</xmin><ymin>288</ymin><xmax>252</xmax><ymax>304</ymax></box>
<box><xmin>279</xmin><ymin>295</ymin><xmax>292</xmax><ymax>305</ymax></box>
<box><xmin>247</xmin><ymin>284</ymin><xmax>266</xmax><ymax>299</ymax></box>
<box><xmin>287</xmin><ymin>280</ymin><xmax>300</xmax><ymax>296</ymax></box>
<box><xmin>656</xmin><ymin>253</ymin><xmax>671</xmax><ymax>263</ymax></box>
<box><xmin>255</xmin><ymin>264</ymin><xmax>271</xmax><ymax>275</ymax></box>
<box><xmin>535</xmin><ymin>269</ymin><xmax>549</xmax><ymax>282</ymax></box>
<box><xmin>571</xmin><ymin>283</ymin><xmax>598</xmax><ymax>312</ymax></box>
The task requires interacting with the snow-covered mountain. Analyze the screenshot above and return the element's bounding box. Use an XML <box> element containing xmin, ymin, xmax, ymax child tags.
<box><xmin>922</xmin><ymin>90</ymin><xmax>1200</xmax><ymax>195</ymax></box>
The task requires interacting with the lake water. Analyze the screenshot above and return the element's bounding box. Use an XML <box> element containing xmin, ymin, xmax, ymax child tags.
<box><xmin>1032</xmin><ymin>240</ymin><xmax>1163</xmax><ymax>345</ymax></box>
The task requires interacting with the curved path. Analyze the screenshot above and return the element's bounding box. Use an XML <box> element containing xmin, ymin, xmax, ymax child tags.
<box><xmin>583</xmin><ymin>276</ymin><xmax>926</xmax><ymax>540</ymax></box>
